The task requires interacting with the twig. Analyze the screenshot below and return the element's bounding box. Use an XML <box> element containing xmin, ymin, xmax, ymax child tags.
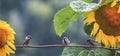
<box><xmin>15</xmin><ymin>44</ymin><xmax>120</xmax><ymax>50</ymax></box>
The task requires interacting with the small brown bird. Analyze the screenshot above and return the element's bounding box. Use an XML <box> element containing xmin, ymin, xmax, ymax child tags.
<box><xmin>22</xmin><ymin>35</ymin><xmax>31</xmax><ymax>46</ymax></box>
<box><xmin>87</xmin><ymin>38</ymin><xmax>98</xmax><ymax>46</ymax></box>
<box><xmin>62</xmin><ymin>37</ymin><xmax>70</xmax><ymax>45</ymax></box>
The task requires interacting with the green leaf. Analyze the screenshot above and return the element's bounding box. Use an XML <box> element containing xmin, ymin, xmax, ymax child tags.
<box><xmin>71</xmin><ymin>12</ymin><xmax>81</xmax><ymax>21</ymax></box>
<box><xmin>82</xmin><ymin>0</ymin><xmax>93</xmax><ymax>3</ymax></box>
<box><xmin>82</xmin><ymin>12</ymin><xmax>89</xmax><ymax>19</ymax></box>
<box><xmin>95</xmin><ymin>48</ymin><xmax>114</xmax><ymax>56</ymax></box>
<box><xmin>61</xmin><ymin>43</ymin><xmax>115</xmax><ymax>56</ymax></box>
<box><xmin>104</xmin><ymin>0</ymin><xmax>113</xmax><ymax>4</ymax></box>
<box><xmin>54</xmin><ymin>7</ymin><xmax>80</xmax><ymax>36</ymax></box>
<box><xmin>117</xmin><ymin>51</ymin><xmax>120</xmax><ymax>55</ymax></box>
<box><xmin>61</xmin><ymin>43</ymin><xmax>96</xmax><ymax>56</ymax></box>
<box><xmin>61</xmin><ymin>44</ymin><xmax>86</xmax><ymax>56</ymax></box>
<box><xmin>88</xmin><ymin>50</ymin><xmax>96</xmax><ymax>56</ymax></box>
<box><xmin>78</xmin><ymin>50</ymin><xmax>89</xmax><ymax>56</ymax></box>
<box><xmin>84</xmin><ymin>23</ymin><xmax>94</xmax><ymax>35</ymax></box>
<box><xmin>100</xmin><ymin>0</ymin><xmax>113</xmax><ymax>5</ymax></box>
<box><xmin>61</xmin><ymin>44</ymin><xmax>115</xmax><ymax>56</ymax></box>
<box><xmin>78</xmin><ymin>50</ymin><xmax>96</xmax><ymax>56</ymax></box>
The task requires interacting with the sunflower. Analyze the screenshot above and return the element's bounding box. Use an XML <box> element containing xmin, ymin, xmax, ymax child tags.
<box><xmin>0</xmin><ymin>21</ymin><xmax>16</xmax><ymax>56</ymax></box>
<box><xmin>84</xmin><ymin>0</ymin><xmax>120</xmax><ymax>48</ymax></box>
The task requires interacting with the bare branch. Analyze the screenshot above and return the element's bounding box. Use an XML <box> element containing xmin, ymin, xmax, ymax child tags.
<box><xmin>15</xmin><ymin>44</ymin><xmax>120</xmax><ymax>50</ymax></box>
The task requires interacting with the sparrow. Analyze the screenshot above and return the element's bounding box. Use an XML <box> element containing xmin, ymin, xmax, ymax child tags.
<box><xmin>62</xmin><ymin>37</ymin><xmax>70</xmax><ymax>45</ymax></box>
<box><xmin>22</xmin><ymin>35</ymin><xmax>31</xmax><ymax>46</ymax></box>
<box><xmin>87</xmin><ymin>38</ymin><xmax>98</xmax><ymax>46</ymax></box>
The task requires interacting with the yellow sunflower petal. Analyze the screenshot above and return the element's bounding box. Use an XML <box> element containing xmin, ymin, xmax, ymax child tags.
<box><xmin>84</xmin><ymin>11</ymin><xmax>96</xmax><ymax>25</ymax></box>
<box><xmin>0</xmin><ymin>47</ymin><xmax>6</xmax><ymax>56</ymax></box>
<box><xmin>0</xmin><ymin>48</ymin><xmax>3</xmax><ymax>56</ymax></box>
<box><xmin>108</xmin><ymin>36</ymin><xmax>117</xmax><ymax>48</ymax></box>
<box><xmin>96</xmin><ymin>29</ymin><xmax>118</xmax><ymax>48</ymax></box>
<box><xmin>117</xmin><ymin>5</ymin><xmax>120</xmax><ymax>13</ymax></box>
<box><xmin>95</xmin><ymin>29</ymin><xmax>103</xmax><ymax>42</ymax></box>
<box><xmin>111</xmin><ymin>0</ymin><xmax>118</xmax><ymax>7</ymax></box>
<box><xmin>90</xmin><ymin>22</ymin><xmax>99</xmax><ymax>37</ymax></box>
<box><xmin>0</xmin><ymin>21</ymin><xmax>16</xmax><ymax>56</ymax></box>
<box><xmin>9</xmin><ymin>35</ymin><xmax>15</xmax><ymax>40</ymax></box>
<box><xmin>6</xmin><ymin>45</ymin><xmax>15</xmax><ymax>54</ymax></box>
<box><xmin>102</xmin><ymin>34</ymin><xmax>110</xmax><ymax>48</ymax></box>
<box><xmin>4</xmin><ymin>45</ymin><xmax>10</xmax><ymax>56</ymax></box>
<box><xmin>96</xmin><ymin>29</ymin><xmax>110</xmax><ymax>48</ymax></box>
<box><xmin>7</xmin><ymin>41</ymin><xmax>16</xmax><ymax>50</ymax></box>
<box><xmin>116</xmin><ymin>36</ymin><xmax>120</xmax><ymax>42</ymax></box>
<box><xmin>7</xmin><ymin>39</ymin><xmax>14</xmax><ymax>44</ymax></box>
<box><xmin>2</xmin><ymin>47</ymin><xmax>6</xmax><ymax>56</ymax></box>
<box><xmin>7</xmin><ymin>35</ymin><xmax>15</xmax><ymax>43</ymax></box>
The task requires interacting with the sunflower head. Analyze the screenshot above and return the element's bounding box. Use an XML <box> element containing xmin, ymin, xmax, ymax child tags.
<box><xmin>95</xmin><ymin>2</ymin><xmax>120</xmax><ymax>35</ymax></box>
<box><xmin>0</xmin><ymin>21</ymin><xmax>16</xmax><ymax>56</ymax></box>
<box><xmin>84</xmin><ymin>0</ymin><xmax>120</xmax><ymax>48</ymax></box>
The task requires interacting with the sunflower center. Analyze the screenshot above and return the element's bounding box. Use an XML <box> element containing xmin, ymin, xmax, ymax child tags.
<box><xmin>95</xmin><ymin>3</ymin><xmax>120</xmax><ymax>35</ymax></box>
<box><xmin>0</xmin><ymin>30</ymin><xmax>7</xmax><ymax>48</ymax></box>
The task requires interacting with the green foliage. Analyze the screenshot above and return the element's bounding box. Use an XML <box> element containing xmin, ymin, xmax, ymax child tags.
<box><xmin>81</xmin><ymin>0</ymin><xmax>93</xmax><ymax>3</ymax></box>
<box><xmin>61</xmin><ymin>44</ymin><xmax>114</xmax><ymax>56</ymax></box>
<box><xmin>61</xmin><ymin>44</ymin><xmax>86</xmax><ymax>56</ymax></box>
<box><xmin>53</xmin><ymin>0</ymin><xmax>113</xmax><ymax>37</ymax></box>
<box><xmin>95</xmin><ymin>48</ymin><xmax>114</xmax><ymax>56</ymax></box>
<box><xmin>88</xmin><ymin>50</ymin><xmax>96</xmax><ymax>56</ymax></box>
<box><xmin>104</xmin><ymin>0</ymin><xmax>113</xmax><ymax>4</ymax></box>
<box><xmin>54</xmin><ymin>7</ymin><xmax>80</xmax><ymax>36</ymax></box>
<box><xmin>54</xmin><ymin>0</ymin><xmax>117</xmax><ymax>56</ymax></box>
<box><xmin>117</xmin><ymin>51</ymin><xmax>120</xmax><ymax>55</ymax></box>
<box><xmin>84</xmin><ymin>23</ymin><xmax>94</xmax><ymax>35</ymax></box>
<box><xmin>81</xmin><ymin>13</ymin><xmax>88</xmax><ymax>19</ymax></box>
<box><xmin>78</xmin><ymin>50</ymin><xmax>90</xmax><ymax>56</ymax></box>
<box><xmin>71</xmin><ymin>12</ymin><xmax>81</xmax><ymax>21</ymax></box>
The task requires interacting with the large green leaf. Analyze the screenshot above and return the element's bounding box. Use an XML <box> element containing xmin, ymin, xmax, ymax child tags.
<box><xmin>78</xmin><ymin>50</ymin><xmax>95</xmax><ymax>56</ymax></box>
<box><xmin>61</xmin><ymin>44</ymin><xmax>115</xmax><ymax>56</ymax></box>
<box><xmin>82</xmin><ymin>0</ymin><xmax>93</xmax><ymax>3</ymax></box>
<box><xmin>99</xmin><ymin>0</ymin><xmax>113</xmax><ymax>5</ymax></box>
<box><xmin>71</xmin><ymin>12</ymin><xmax>81</xmax><ymax>21</ymax></box>
<box><xmin>78</xmin><ymin>50</ymin><xmax>89</xmax><ymax>56</ymax></box>
<box><xmin>89</xmin><ymin>50</ymin><xmax>96</xmax><ymax>56</ymax></box>
<box><xmin>104</xmin><ymin>0</ymin><xmax>113</xmax><ymax>4</ymax></box>
<box><xmin>54</xmin><ymin>7</ymin><xmax>80</xmax><ymax>36</ymax></box>
<box><xmin>61</xmin><ymin>44</ymin><xmax>86</xmax><ymax>56</ymax></box>
<box><xmin>95</xmin><ymin>48</ymin><xmax>114</xmax><ymax>56</ymax></box>
<box><xmin>61</xmin><ymin>45</ymin><xmax>95</xmax><ymax>56</ymax></box>
<box><xmin>117</xmin><ymin>51</ymin><xmax>120</xmax><ymax>55</ymax></box>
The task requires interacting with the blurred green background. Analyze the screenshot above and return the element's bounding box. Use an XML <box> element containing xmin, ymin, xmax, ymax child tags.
<box><xmin>0</xmin><ymin>0</ymin><xmax>89</xmax><ymax>56</ymax></box>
